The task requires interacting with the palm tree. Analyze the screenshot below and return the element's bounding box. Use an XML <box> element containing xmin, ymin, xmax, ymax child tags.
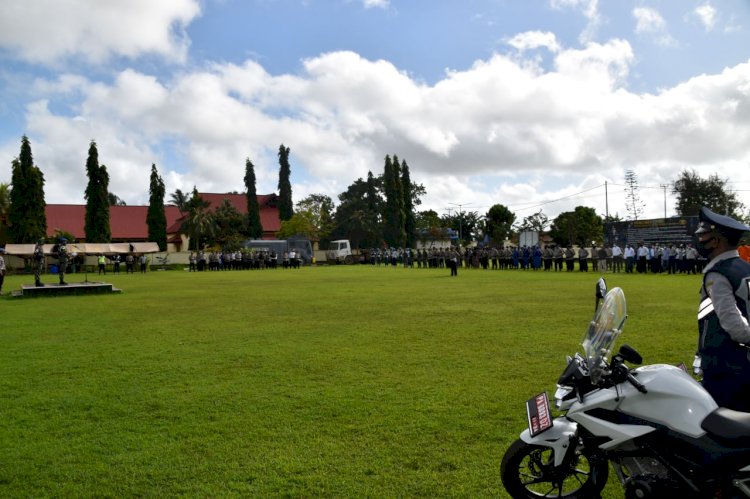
<box><xmin>170</xmin><ymin>189</ymin><xmax>190</xmax><ymax>216</ymax></box>
<box><xmin>181</xmin><ymin>205</ymin><xmax>216</xmax><ymax>251</ymax></box>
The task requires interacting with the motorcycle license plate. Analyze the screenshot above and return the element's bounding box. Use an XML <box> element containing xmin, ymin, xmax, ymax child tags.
<box><xmin>526</xmin><ymin>392</ymin><xmax>553</xmax><ymax>437</ymax></box>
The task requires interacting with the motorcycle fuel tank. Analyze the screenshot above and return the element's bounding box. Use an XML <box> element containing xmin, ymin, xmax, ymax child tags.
<box><xmin>618</xmin><ymin>364</ymin><xmax>718</xmax><ymax>438</ymax></box>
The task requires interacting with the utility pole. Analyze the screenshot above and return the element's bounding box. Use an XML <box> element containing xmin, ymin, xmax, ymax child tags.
<box><xmin>605</xmin><ymin>181</ymin><xmax>609</xmax><ymax>219</ymax></box>
<box><xmin>659</xmin><ymin>184</ymin><xmax>668</xmax><ymax>219</ymax></box>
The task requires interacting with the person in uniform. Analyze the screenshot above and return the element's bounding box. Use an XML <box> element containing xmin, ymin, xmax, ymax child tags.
<box><xmin>57</xmin><ymin>238</ymin><xmax>69</xmax><ymax>285</ymax></box>
<box><xmin>126</xmin><ymin>253</ymin><xmax>135</xmax><ymax>273</ymax></box>
<box><xmin>0</xmin><ymin>247</ymin><xmax>6</xmax><ymax>295</ymax></box>
<box><xmin>694</xmin><ymin>206</ymin><xmax>750</xmax><ymax>411</ymax></box>
<box><xmin>33</xmin><ymin>239</ymin><xmax>45</xmax><ymax>287</ymax></box>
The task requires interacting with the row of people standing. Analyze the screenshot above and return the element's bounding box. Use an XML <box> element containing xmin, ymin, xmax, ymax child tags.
<box><xmin>362</xmin><ymin>243</ymin><xmax>714</xmax><ymax>274</ymax></box>
<box><xmin>187</xmin><ymin>250</ymin><xmax>302</xmax><ymax>271</ymax></box>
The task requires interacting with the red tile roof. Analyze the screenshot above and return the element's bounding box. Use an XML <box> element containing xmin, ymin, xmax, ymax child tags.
<box><xmin>45</xmin><ymin>193</ymin><xmax>280</xmax><ymax>241</ymax></box>
<box><xmin>197</xmin><ymin>192</ymin><xmax>281</xmax><ymax>234</ymax></box>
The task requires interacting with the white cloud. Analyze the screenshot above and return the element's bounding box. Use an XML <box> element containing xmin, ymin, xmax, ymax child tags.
<box><xmin>549</xmin><ymin>0</ymin><xmax>602</xmax><ymax>43</ymax></box>
<box><xmin>694</xmin><ymin>3</ymin><xmax>718</xmax><ymax>32</ymax></box>
<box><xmin>507</xmin><ymin>31</ymin><xmax>561</xmax><ymax>53</ymax></box>
<box><xmin>633</xmin><ymin>7</ymin><xmax>677</xmax><ymax>47</ymax></box>
<box><xmin>0</xmin><ymin>0</ymin><xmax>201</xmax><ymax>65</ymax></box>
<box><xmin>363</xmin><ymin>0</ymin><xmax>389</xmax><ymax>9</ymax></box>
<box><xmin>7</xmin><ymin>40</ymin><xmax>750</xmax><ymax>220</ymax></box>
<box><xmin>633</xmin><ymin>7</ymin><xmax>665</xmax><ymax>33</ymax></box>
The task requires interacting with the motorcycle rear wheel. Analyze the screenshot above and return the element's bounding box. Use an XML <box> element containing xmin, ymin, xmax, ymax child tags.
<box><xmin>501</xmin><ymin>438</ymin><xmax>608</xmax><ymax>498</ymax></box>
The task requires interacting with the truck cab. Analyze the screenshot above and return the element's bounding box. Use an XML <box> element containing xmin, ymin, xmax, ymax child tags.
<box><xmin>326</xmin><ymin>240</ymin><xmax>354</xmax><ymax>264</ymax></box>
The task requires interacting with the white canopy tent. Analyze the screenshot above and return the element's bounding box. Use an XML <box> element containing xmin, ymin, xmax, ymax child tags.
<box><xmin>3</xmin><ymin>242</ymin><xmax>160</xmax><ymax>256</ymax></box>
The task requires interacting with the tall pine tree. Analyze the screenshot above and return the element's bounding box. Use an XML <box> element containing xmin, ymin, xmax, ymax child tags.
<box><xmin>401</xmin><ymin>159</ymin><xmax>416</xmax><ymax>248</ymax></box>
<box><xmin>146</xmin><ymin>164</ymin><xmax>167</xmax><ymax>250</ymax></box>
<box><xmin>8</xmin><ymin>135</ymin><xmax>47</xmax><ymax>243</ymax></box>
<box><xmin>382</xmin><ymin>155</ymin><xmax>406</xmax><ymax>247</ymax></box>
<box><xmin>244</xmin><ymin>158</ymin><xmax>263</xmax><ymax>238</ymax></box>
<box><xmin>84</xmin><ymin>141</ymin><xmax>111</xmax><ymax>242</ymax></box>
<box><xmin>365</xmin><ymin>170</ymin><xmax>381</xmax><ymax>247</ymax></box>
<box><xmin>277</xmin><ymin>144</ymin><xmax>293</xmax><ymax>221</ymax></box>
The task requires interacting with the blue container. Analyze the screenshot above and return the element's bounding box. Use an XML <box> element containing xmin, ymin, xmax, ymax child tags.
<box><xmin>50</xmin><ymin>264</ymin><xmax>59</xmax><ymax>274</ymax></box>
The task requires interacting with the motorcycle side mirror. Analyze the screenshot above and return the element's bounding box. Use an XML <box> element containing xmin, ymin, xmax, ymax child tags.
<box><xmin>617</xmin><ymin>344</ymin><xmax>643</xmax><ymax>365</ymax></box>
<box><xmin>595</xmin><ymin>278</ymin><xmax>607</xmax><ymax>300</ymax></box>
<box><xmin>594</xmin><ymin>277</ymin><xmax>607</xmax><ymax>312</ymax></box>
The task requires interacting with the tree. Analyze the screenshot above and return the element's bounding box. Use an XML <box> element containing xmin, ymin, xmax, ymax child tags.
<box><xmin>382</xmin><ymin>155</ymin><xmax>406</xmax><ymax>247</ymax></box>
<box><xmin>276</xmin><ymin>211</ymin><xmax>317</xmax><ymax>240</ymax></box>
<box><xmin>8</xmin><ymin>136</ymin><xmax>47</xmax><ymax>243</ymax></box>
<box><xmin>244</xmin><ymin>158</ymin><xmax>263</xmax><ymax>238</ymax></box>
<box><xmin>485</xmin><ymin>204</ymin><xmax>515</xmax><ymax>244</ymax></box>
<box><xmin>213</xmin><ymin>198</ymin><xmax>245</xmax><ymax>250</ymax></box>
<box><xmin>294</xmin><ymin>193</ymin><xmax>335</xmax><ymax>243</ymax></box>
<box><xmin>0</xmin><ymin>182</ymin><xmax>10</xmax><ymax>244</ymax></box>
<box><xmin>624</xmin><ymin>170</ymin><xmax>645</xmax><ymax>221</ymax></box>
<box><xmin>401</xmin><ymin>159</ymin><xmax>416</xmax><ymax>247</ymax></box>
<box><xmin>84</xmin><ymin>141</ymin><xmax>111</xmax><ymax>242</ymax></box>
<box><xmin>108</xmin><ymin>192</ymin><xmax>127</xmax><ymax>206</ymax></box>
<box><xmin>146</xmin><ymin>164</ymin><xmax>167</xmax><ymax>251</ymax></box>
<box><xmin>277</xmin><ymin>144</ymin><xmax>293</xmax><ymax>221</ymax></box>
<box><xmin>549</xmin><ymin>206</ymin><xmax>603</xmax><ymax>246</ymax></box>
<box><xmin>415</xmin><ymin>209</ymin><xmax>449</xmax><ymax>247</ymax></box>
<box><xmin>672</xmin><ymin>169</ymin><xmax>744</xmax><ymax>218</ymax></box>
<box><xmin>170</xmin><ymin>189</ymin><xmax>190</xmax><ymax>216</ymax></box>
<box><xmin>331</xmin><ymin>177</ymin><xmax>378</xmax><ymax>249</ymax></box>
<box><xmin>515</xmin><ymin>210</ymin><xmax>548</xmax><ymax>233</ymax></box>
<box><xmin>181</xmin><ymin>187</ymin><xmax>215</xmax><ymax>250</ymax></box>
<box><xmin>442</xmin><ymin>210</ymin><xmax>481</xmax><ymax>245</ymax></box>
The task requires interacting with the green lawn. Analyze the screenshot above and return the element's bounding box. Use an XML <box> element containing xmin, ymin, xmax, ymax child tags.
<box><xmin>0</xmin><ymin>265</ymin><xmax>700</xmax><ymax>497</ymax></box>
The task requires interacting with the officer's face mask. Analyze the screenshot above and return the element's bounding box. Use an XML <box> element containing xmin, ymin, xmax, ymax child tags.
<box><xmin>696</xmin><ymin>235</ymin><xmax>717</xmax><ymax>258</ymax></box>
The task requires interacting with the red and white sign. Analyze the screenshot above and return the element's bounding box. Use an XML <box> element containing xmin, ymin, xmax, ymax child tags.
<box><xmin>526</xmin><ymin>392</ymin><xmax>553</xmax><ymax>437</ymax></box>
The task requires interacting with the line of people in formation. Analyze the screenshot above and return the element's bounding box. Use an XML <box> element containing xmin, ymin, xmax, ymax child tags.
<box><xmin>187</xmin><ymin>249</ymin><xmax>302</xmax><ymax>271</ymax></box>
<box><xmin>361</xmin><ymin>243</ymin><xmax>710</xmax><ymax>274</ymax></box>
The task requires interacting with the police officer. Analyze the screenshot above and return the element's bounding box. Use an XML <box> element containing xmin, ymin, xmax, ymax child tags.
<box><xmin>33</xmin><ymin>238</ymin><xmax>45</xmax><ymax>287</ymax></box>
<box><xmin>694</xmin><ymin>206</ymin><xmax>750</xmax><ymax>411</ymax></box>
<box><xmin>57</xmin><ymin>238</ymin><xmax>69</xmax><ymax>285</ymax></box>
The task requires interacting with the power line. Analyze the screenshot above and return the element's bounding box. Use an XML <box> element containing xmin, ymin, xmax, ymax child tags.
<box><xmin>507</xmin><ymin>184</ymin><xmax>605</xmax><ymax>213</ymax></box>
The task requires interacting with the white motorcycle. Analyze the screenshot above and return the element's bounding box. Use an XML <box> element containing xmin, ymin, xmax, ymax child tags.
<box><xmin>500</xmin><ymin>278</ymin><xmax>750</xmax><ymax>498</ymax></box>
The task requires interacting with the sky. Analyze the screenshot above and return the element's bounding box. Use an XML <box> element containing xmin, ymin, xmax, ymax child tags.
<box><xmin>1</xmin><ymin>0</ymin><xmax>750</xmax><ymax>223</ymax></box>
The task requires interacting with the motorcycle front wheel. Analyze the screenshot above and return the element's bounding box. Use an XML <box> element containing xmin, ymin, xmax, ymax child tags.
<box><xmin>500</xmin><ymin>438</ymin><xmax>608</xmax><ymax>498</ymax></box>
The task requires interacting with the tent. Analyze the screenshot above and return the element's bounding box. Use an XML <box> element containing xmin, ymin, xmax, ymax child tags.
<box><xmin>3</xmin><ymin>242</ymin><xmax>160</xmax><ymax>256</ymax></box>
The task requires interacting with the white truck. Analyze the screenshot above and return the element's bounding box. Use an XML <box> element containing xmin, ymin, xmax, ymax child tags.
<box><xmin>326</xmin><ymin>239</ymin><xmax>355</xmax><ymax>264</ymax></box>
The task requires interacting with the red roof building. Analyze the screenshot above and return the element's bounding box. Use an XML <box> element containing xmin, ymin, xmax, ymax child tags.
<box><xmin>45</xmin><ymin>193</ymin><xmax>281</xmax><ymax>250</ymax></box>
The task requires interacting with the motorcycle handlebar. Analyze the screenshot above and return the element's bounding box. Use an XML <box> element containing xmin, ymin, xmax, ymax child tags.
<box><xmin>627</xmin><ymin>372</ymin><xmax>648</xmax><ymax>393</ymax></box>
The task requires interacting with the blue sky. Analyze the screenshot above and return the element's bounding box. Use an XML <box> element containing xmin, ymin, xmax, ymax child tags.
<box><xmin>1</xmin><ymin>0</ymin><xmax>750</xmax><ymax>222</ymax></box>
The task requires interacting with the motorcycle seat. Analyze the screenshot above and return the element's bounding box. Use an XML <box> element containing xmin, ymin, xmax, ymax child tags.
<box><xmin>701</xmin><ymin>408</ymin><xmax>750</xmax><ymax>445</ymax></box>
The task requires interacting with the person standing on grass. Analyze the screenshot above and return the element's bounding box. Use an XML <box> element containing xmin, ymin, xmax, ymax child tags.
<box><xmin>139</xmin><ymin>254</ymin><xmax>147</xmax><ymax>273</ymax></box>
<box><xmin>578</xmin><ymin>246</ymin><xmax>589</xmax><ymax>272</ymax></box>
<box><xmin>56</xmin><ymin>238</ymin><xmax>69</xmax><ymax>285</ymax></box>
<box><xmin>33</xmin><ymin>239</ymin><xmax>45</xmax><ymax>287</ymax></box>
<box><xmin>611</xmin><ymin>243</ymin><xmax>622</xmax><ymax>273</ymax></box>
<box><xmin>625</xmin><ymin>244</ymin><xmax>635</xmax><ymax>273</ymax></box>
<box><xmin>0</xmin><ymin>247</ymin><xmax>6</xmax><ymax>295</ymax></box>
<box><xmin>449</xmin><ymin>248</ymin><xmax>459</xmax><ymax>277</ymax></box>
<box><xmin>693</xmin><ymin>206</ymin><xmax>750</xmax><ymax>412</ymax></box>
<box><xmin>97</xmin><ymin>254</ymin><xmax>106</xmax><ymax>275</ymax></box>
<box><xmin>125</xmin><ymin>253</ymin><xmax>135</xmax><ymax>274</ymax></box>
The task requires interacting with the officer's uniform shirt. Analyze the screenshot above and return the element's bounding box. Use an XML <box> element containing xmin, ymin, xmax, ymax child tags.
<box><xmin>702</xmin><ymin>249</ymin><xmax>750</xmax><ymax>344</ymax></box>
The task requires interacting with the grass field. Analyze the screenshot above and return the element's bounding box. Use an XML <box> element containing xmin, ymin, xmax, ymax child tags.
<box><xmin>0</xmin><ymin>265</ymin><xmax>700</xmax><ymax>497</ymax></box>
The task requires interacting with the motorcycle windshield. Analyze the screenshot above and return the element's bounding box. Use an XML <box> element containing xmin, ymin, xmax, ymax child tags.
<box><xmin>582</xmin><ymin>287</ymin><xmax>627</xmax><ymax>383</ymax></box>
